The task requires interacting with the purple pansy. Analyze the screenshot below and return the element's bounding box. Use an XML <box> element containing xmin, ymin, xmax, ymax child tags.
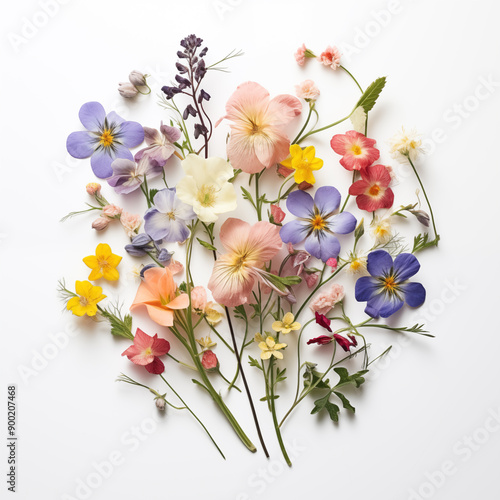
<box><xmin>144</xmin><ymin>188</ymin><xmax>196</xmax><ymax>242</ymax></box>
<box><xmin>66</xmin><ymin>101</ymin><xmax>144</xmax><ymax>178</ymax></box>
<box><xmin>280</xmin><ymin>186</ymin><xmax>357</xmax><ymax>262</ymax></box>
<box><xmin>134</xmin><ymin>123</ymin><xmax>181</xmax><ymax>167</ymax></box>
<box><xmin>107</xmin><ymin>157</ymin><xmax>163</xmax><ymax>194</ymax></box>
<box><xmin>355</xmin><ymin>250</ymin><xmax>426</xmax><ymax>318</ymax></box>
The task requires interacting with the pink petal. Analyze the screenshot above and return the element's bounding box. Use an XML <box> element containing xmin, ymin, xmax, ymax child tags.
<box><xmin>227</xmin><ymin>129</ymin><xmax>266</xmax><ymax>174</ymax></box>
<box><xmin>151</xmin><ymin>334</ymin><xmax>170</xmax><ymax>356</ymax></box>
<box><xmin>133</xmin><ymin>328</ymin><xmax>154</xmax><ymax>351</ymax></box>
<box><xmin>268</xmin><ymin>94</ymin><xmax>302</xmax><ymax>123</ymax></box>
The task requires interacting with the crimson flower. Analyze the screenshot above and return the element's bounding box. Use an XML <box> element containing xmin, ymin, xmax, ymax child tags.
<box><xmin>307</xmin><ymin>335</ymin><xmax>332</xmax><ymax>346</ymax></box>
<box><xmin>121</xmin><ymin>328</ymin><xmax>170</xmax><ymax>374</ymax></box>
<box><xmin>349</xmin><ymin>164</ymin><xmax>394</xmax><ymax>212</ymax></box>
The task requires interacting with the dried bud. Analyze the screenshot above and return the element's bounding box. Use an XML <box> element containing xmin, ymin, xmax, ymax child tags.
<box><xmin>410</xmin><ymin>209</ymin><xmax>431</xmax><ymax>227</ymax></box>
<box><xmin>201</xmin><ymin>350</ymin><xmax>218</xmax><ymax>371</ymax></box>
<box><xmin>270</xmin><ymin>204</ymin><xmax>286</xmax><ymax>224</ymax></box>
<box><xmin>118</xmin><ymin>82</ymin><xmax>138</xmax><ymax>98</ymax></box>
<box><xmin>129</xmin><ymin>70</ymin><xmax>147</xmax><ymax>87</ymax></box>
<box><xmin>86</xmin><ymin>182</ymin><xmax>101</xmax><ymax>196</ymax></box>
<box><xmin>92</xmin><ymin>217</ymin><xmax>110</xmax><ymax>231</ymax></box>
<box><xmin>154</xmin><ymin>394</ymin><xmax>167</xmax><ymax>411</ymax></box>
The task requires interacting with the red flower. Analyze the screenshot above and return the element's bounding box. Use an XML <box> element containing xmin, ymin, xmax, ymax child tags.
<box><xmin>121</xmin><ymin>328</ymin><xmax>170</xmax><ymax>374</ymax></box>
<box><xmin>333</xmin><ymin>333</ymin><xmax>358</xmax><ymax>352</ymax></box>
<box><xmin>201</xmin><ymin>350</ymin><xmax>218</xmax><ymax>370</ymax></box>
<box><xmin>314</xmin><ymin>311</ymin><xmax>332</xmax><ymax>332</ymax></box>
<box><xmin>348</xmin><ymin>164</ymin><xmax>394</xmax><ymax>212</ymax></box>
<box><xmin>330</xmin><ymin>130</ymin><xmax>380</xmax><ymax>171</ymax></box>
<box><xmin>307</xmin><ymin>335</ymin><xmax>333</xmax><ymax>345</ymax></box>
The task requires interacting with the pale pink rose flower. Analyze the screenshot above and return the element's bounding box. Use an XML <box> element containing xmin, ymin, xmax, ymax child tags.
<box><xmin>102</xmin><ymin>204</ymin><xmax>122</xmax><ymax>218</ymax></box>
<box><xmin>309</xmin><ymin>284</ymin><xmax>345</xmax><ymax>315</ymax></box>
<box><xmin>295</xmin><ymin>80</ymin><xmax>320</xmax><ymax>101</ymax></box>
<box><xmin>86</xmin><ymin>182</ymin><xmax>101</xmax><ymax>195</ymax></box>
<box><xmin>295</xmin><ymin>44</ymin><xmax>307</xmax><ymax>66</ymax></box>
<box><xmin>92</xmin><ymin>217</ymin><xmax>109</xmax><ymax>231</ymax></box>
<box><xmin>191</xmin><ymin>286</ymin><xmax>207</xmax><ymax>312</ymax></box>
<box><xmin>318</xmin><ymin>46</ymin><xmax>342</xmax><ymax>70</ymax></box>
<box><xmin>120</xmin><ymin>211</ymin><xmax>142</xmax><ymax>237</ymax></box>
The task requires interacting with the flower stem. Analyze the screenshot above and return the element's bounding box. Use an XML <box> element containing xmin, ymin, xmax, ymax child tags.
<box><xmin>293</xmin><ymin>102</ymin><xmax>315</xmax><ymax>144</ymax></box>
<box><xmin>160</xmin><ymin>374</ymin><xmax>226</xmax><ymax>459</ymax></box>
<box><xmin>408</xmin><ymin>157</ymin><xmax>439</xmax><ymax>243</ymax></box>
<box><xmin>296</xmin><ymin>113</ymin><xmax>352</xmax><ymax>144</ymax></box>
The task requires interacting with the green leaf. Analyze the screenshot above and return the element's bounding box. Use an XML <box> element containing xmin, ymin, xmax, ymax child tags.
<box><xmin>355</xmin><ymin>76</ymin><xmax>386</xmax><ymax>113</ymax></box>
<box><xmin>240</xmin><ymin>187</ymin><xmax>256</xmax><ymax>208</ymax></box>
<box><xmin>275</xmin><ymin>367</ymin><xmax>287</xmax><ymax>384</ymax></box>
<box><xmin>303</xmin><ymin>362</ymin><xmax>330</xmax><ymax>390</ymax></box>
<box><xmin>311</xmin><ymin>393</ymin><xmax>340</xmax><ymax>422</ymax></box>
<box><xmin>100</xmin><ymin>307</ymin><xmax>134</xmax><ymax>340</ymax></box>
<box><xmin>196</xmin><ymin>238</ymin><xmax>217</xmax><ymax>251</ymax></box>
<box><xmin>248</xmin><ymin>356</ymin><xmax>263</xmax><ymax>370</ymax></box>
<box><xmin>334</xmin><ymin>367</ymin><xmax>368</xmax><ymax>388</ymax></box>
<box><xmin>412</xmin><ymin>233</ymin><xmax>440</xmax><ymax>253</ymax></box>
<box><xmin>149</xmin><ymin>188</ymin><xmax>159</xmax><ymax>200</ymax></box>
<box><xmin>260</xmin><ymin>395</ymin><xmax>280</xmax><ymax>402</ymax></box>
<box><xmin>334</xmin><ymin>391</ymin><xmax>355</xmax><ymax>413</ymax></box>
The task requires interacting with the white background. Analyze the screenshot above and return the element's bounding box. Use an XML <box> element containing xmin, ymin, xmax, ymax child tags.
<box><xmin>2</xmin><ymin>0</ymin><xmax>500</xmax><ymax>499</ymax></box>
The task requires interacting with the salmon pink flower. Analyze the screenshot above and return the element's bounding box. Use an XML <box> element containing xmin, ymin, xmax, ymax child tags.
<box><xmin>218</xmin><ymin>82</ymin><xmax>301</xmax><ymax>174</ymax></box>
<box><xmin>130</xmin><ymin>266</ymin><xmax>189</xmax><ymax>326</ymax></box>
<box><xmin>317</xmin><ymin>46</ymin><xmax>342</xmax><ymax>69</ymax></box>
<box><xmin>201</xmin><ymin>350</ymin><xmax>218</xmax><ymax>370</ymax></box>
<box><xmin>207</xmin><ymin>218</ymin><xmax>282</xmax><ymax>307</ymax></box>
<box><xmin>348</xmin><ymin>164</ymin><xmax>394</xmax><ymax>212</ymax></box>
<box><xmin>121</xmin><ymin>328</ymin><xmax>170</xmax><ymax>374</ymax></box>
<box><xmin>294</xmin><ymin>44</ymin><xmax>316</xmax><ymax>65</ymax></box>
<box><xmin>310</xmin><ymin>283</ymin><xmax>345</xmax><ymax>315</ymax></box>
<box><xmin>330</xmin><ymin>130</ymin><xmax>380</xmax><ymax>171</ymax></box>
<box><xmin>295</xmin><ymin>80</ymin><xmax>320</xmax><ymax>101</ymax></box>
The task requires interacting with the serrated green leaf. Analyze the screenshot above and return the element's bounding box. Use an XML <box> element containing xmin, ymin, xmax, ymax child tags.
<box><xmin>311</xmin><ymin>394</ymin><xmax>340</xmax><ymax>422</ymax></box>
<box><xmin>303</xmin><ymin>364</ymin><xmax>330</xmax><ymax>390</ymax></box>
<box><xmin>248</xmin><ymin>356</ymin><xmax>263</xmax><ymax>370</ymax></box>
<box><xmin>334</xmin><ymin>391</ymin><xmax>356</xmax><ymax>413</ymax></box>
<box><xmin>149</xmin><ymin>188</ymin><xmax>159</xmax><ymax>200</ymax></box>
<box><xmin>355</xmin><ymin>76</ymin><xmax>386</xmax><ymax>113</ymax></box>
<box><xmin>196</xmin><ymin>238</ymin><xmax>217</xmax><ymax>251</ymax></box>
<box><xmin>334</xmin><ymin>367</ymin><xmax>368</xmax><ymax>388</ymax></box>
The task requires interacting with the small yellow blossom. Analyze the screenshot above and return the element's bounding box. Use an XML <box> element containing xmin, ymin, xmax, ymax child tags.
<box><xmin>280</xmin><ymin>144</ymin><xmax>323</xmax><ymax>185</ymax></box>
<box><xmin>66</xmin><ymin>280</ymin><xmax>106</xmax><ymax>317</ymax></box>
<box><xmin>254</xmin><ymin>332</ymin><xmax>265</xmax><ymax>343</ymax></box>
<box><xmin>83</xmin><ymin>243</ymin><xmax>122</xmax><ymax>281</ymax></box>
<box><xmin>205</xmin><ymin>302</ymin><xmax>224</xmax><ymax>326</ymax></box>
<box><xmin>258</xmin><ymin>336</ymin><xmax>287</xmax><ymax>360</ymax></box>
<box><xmin>196</xmin><ymin>336</ymin><xmax>217</xmax><ymax>350</ymax></box>
<box><xmin>272</xmin><ymin>312</ymin><xmax>301</xmax><ymax>334</ymax></box>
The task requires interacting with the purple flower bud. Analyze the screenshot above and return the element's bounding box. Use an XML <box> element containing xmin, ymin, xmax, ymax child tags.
<box><xmin>157</xmin><ymin>248</ymin><xmax>173</xmax><ymax>263</ymax></box>
<box><xmin>175</xmin><ymin>75</ymin><xmax>191</xmax><ymax>88</ymax></box>
<box><xmin>183</xmin><ymin>104</ymin><xmax>197</xmax><ymax>120</ymax></box>
<box><xmin>194</xmin><ymin>123</ymin><xmax>208</xmax><ymax>139</ymax></box>
<box><xmin>195</xmin><ymin>59</ymin><xmax>206</xmax><ymax>82</ymax></box>
<box><xmin>198</xmin><ymin>89</ymin><xmax>211</xmax><ymax>103</ymax></box>
<box><xmin>161</xmin><ymin>86</ymin><xmax>181</xmax><ymax>99</ymax></box>
<box><xmin>410</xmin><ymin>209</ymin><xmax>430</xmax><ymax>227</ymax></box>
<box><xmin>177</xmin><ymin>51</ymin><xmax>188</xmax><ymax>59</ymax></box>
<box><xmin>199</xmin><ymin>47</ymin><xmax>208</xmax><ymax>57</ymax></box>
<box><xmin>176</xmin><ymin>62</ymin><xmax>188</xmax><ymax>74</ymax></box>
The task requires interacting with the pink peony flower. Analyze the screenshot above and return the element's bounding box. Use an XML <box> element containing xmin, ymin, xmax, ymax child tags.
<box><xmin>92</xmin><ymin>217</ymin><xmax>110</xmax><ymax>231</ymax></box>
<box><xmin>318</xmin><ymin>46</ymin><xmax>342</xmax><ymax>70</ymax></box>
<box><xmin>191</xmin><ymin>286</ymin><xmax>207</xmax><ymax>312</ymax></box>
<box><xmin>309</xmin><ymin>284</ymin><xmax>345</xmax><ymax>315</ymax></box>
<box><xmin>295</xmin><ymin>44</ymin><xmax>307</xmax><ymax>66</ymax></box>
<box><xmin>102</xmin><ymin>204</ymin><xmax>122</xmax><ymax>218</ymax></box>
<box><xmin>330</xmin><ymin>130</ymin><xmax>380</xmax><ymax>171</ymax></box>
<box><xmin>120</xmin><ymin>211</ymin><xmax>142</xmax><ymax>237</ymax></box>
<box><xmin>121</xmin><ymin>328</ymin><xmax>170</xmax><ymax>374</ymax></box>
<box><xmin>201</xmin><ymin>350</ymin><xmax>218</xmax><ymax>370</ymax></box>
<box><xmin>295</xmin><ymin>80</ymin><xmax>320</xmax><ymax>101</ymax></box>
<box><xmin>217</xmin><ymin>82</ymin><xmax>301</xmax><ymax>174</ymax></box>
<box><xmin>270</xmin><ymin>204</ymin><xmax>286</xmax><ymax>224</ymax></box>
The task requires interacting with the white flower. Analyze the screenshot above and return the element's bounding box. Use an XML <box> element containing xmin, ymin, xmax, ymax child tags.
<box><xmin>350</xmin><ymin>106</ymin><xmax>367</xmax><ymax>134</ymax></box>
<box><xmin>370</xmin><ymin>216</ymin><xmax>392</xmax><ymax>244</ymax></box>
<box><xmin>389</xmin><ymin>127</ymin><xmax>424</xmax><ymax>163</ymax></box>
<box><xmin>176</xmin><ymin>154</ymin><xmax>237</xmax><ymax>223</ymax></box>
<box><xmin>345</xmin><ymin>251</ymin><xmax>368</xmax><ymax>275</ymax></box>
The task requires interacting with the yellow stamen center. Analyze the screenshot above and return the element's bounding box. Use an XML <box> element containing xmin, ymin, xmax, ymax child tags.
<box><xmin>369</xmin><ymin>184</ymin><xmax>381</xmax><ymax>196</ymax></box>
<box><xmin>167</xmin><ymin>211</ymin><xmax>176</xmax><ymax>220</ymax></box>
<box><xmin>144</xmin><ymin>347</ymin><xmax>152</xmax><ymax>356</ymax></box>
<box><xmin>196</xmin><ymin>185</ymin><xmax>217</xmax><ymax>207</ymax></box>
<box><xmin>311</xmin><ymin>215</ymin><xmax>326</xmax><ymax>230</ymax></box>
<box><xmin>383</xmin><ymin>276</ymin><xmax>397</xmax><ymax>291</ymax></box>
<box><xmin>100</xmin><ymin>129</ymin><xmax>114</xmax><ymax>147</ymax></box>
<box><xmin>351</xmin><ymin>144</ymin><xmax>362</xmax><ymax>155</ymax></box>
<box><xmin>350</xmin><ymin>260</ymin><xmax>362</xmax><ymax>271</ymax></box>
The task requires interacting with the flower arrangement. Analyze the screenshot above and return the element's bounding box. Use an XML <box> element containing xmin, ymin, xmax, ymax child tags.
<box><xmin>59</xmin><ymin>35</ymin><xmax>439</xmax><ymax>465</ymax></box>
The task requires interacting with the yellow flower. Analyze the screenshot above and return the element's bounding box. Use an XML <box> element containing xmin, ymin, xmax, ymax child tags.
<box><xmin>66</xmin><ymin>280</ymin><xmax>106</xmax><ymax>317</ymax></box>
<box><xmin>83</xmin><ymin>243</ymin><xmax>122</xmax><ymax>281</ymax></box>
<box><xmin>196</xmin><ymin>336</ymin><xmax>217</xmax><ymax>350</ymax></box>
<box><xmin>205</xmin><ymin>302</ymin><xmax>224</xmax><ymax>326</ymax></box>
<box><xmin>258</xmin><ymin>336</ymin><xmax>287</xmax><ymax>360</ymax></box>
<box><xmin>254</xmin><ymin>332</ymin><xmax>265</xmax><ymax>343</ymax></box>
<box><xmin>272</xmin><ymin>312</ymin><xmax>301</xmax><ymax>334</ymax></box>
<box><xmin>280</xmin><ymin>144</ymin><xmax>323</xmax><ymax>184</ymax></box>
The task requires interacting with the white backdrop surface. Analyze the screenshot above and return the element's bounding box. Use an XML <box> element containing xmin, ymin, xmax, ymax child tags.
<box><xmin>2</xmin><ymin>1</ymin><xmax>500</xmax><ymax>499</ymax></box>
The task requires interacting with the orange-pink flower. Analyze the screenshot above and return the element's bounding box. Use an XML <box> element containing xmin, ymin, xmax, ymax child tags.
<box><xmin>217</xmin><ymin>82</ymin><xmax>301</xmax><ymax>174</ymax></box>
<box><xmin>208</xmin><ymin>218</ymin><xmax>283</xmax><ymax>307</ymax></box>
<box><xmin>130</xmin><ymin>267</ymin><xmax>189</xmax><ymax>327</ymax></box>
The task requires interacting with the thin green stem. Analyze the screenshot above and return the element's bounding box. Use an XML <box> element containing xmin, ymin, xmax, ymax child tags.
<box><xmin>293</xmin><ymin>102</ymin><xmax>315</xmax><ymax>144</ymax></box>
<box><xmin>296</xmin><ymin>113</ymin><xmax>352</xmax><ymax>145</ymax></box>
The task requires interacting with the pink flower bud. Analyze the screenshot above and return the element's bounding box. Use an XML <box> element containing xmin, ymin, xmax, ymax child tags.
<box><xmin>92</xmin><ymin>217</ymin><xmax>110</xmax><ymax>231</ymax></box>
<box><xmin>191</xmin><ymin>286</ymin><xmax>207</xmax><ymax>313</ymax></box>
<box><xmin>86</xmin><ymin>182</ymin><xmax>101</xmax><ymax>195</ymax></box>
<box><xmin>102</xmin><ymin>204</ymin><xmax>123</xmax><ymax>218</ymax></box>
<box><xmin>270</xmin><ymin>204</ymin><xmax>286</xmax><ymax>224</ymax></box>
<box><xmin>129</xmin><ymin>70</ymin><xmax>147</xmax><ymax>87</ymax></box>
<box><xmin>201</xmin><ymin>350</ymin><xmax>218</xmax><ymax>371</ymax></box>
<box><xmin>118</xmin><ymin>82</ymin><xmax>138</xmax><ymax>98</ymax></box>
<box><xmin>326</xmin><ymin>258</ymin><xmax>338</xmax><ymax>272</ymax></box>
